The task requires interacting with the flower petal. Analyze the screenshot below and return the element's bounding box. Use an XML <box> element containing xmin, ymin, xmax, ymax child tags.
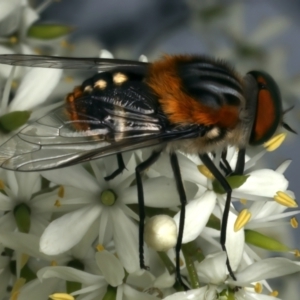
<box><xmin>37</xmin><ymin>266</ymin><xmax>101</xmax><ymax>285</ymax></box>
<box><xmin>111</xmin><ymin>206</ymin><xmax>140</xmax><ymax>273</ymax></box>
<box><xmin>40</xmin><ymin>204</ymin><xmax>102</xmax><ymax>255</ymax></box>
<box><xmin>41</xmin><ymin>165</ymin><xmax>100</xmax><ymax>194</ymax></box>
<box><xmin>174</xmin><ymin>191</ymin><xmax>216</xmax><ymax>243</ymax></box>
<box><xmin>196</xmin><ymin>252</ymin><xmax>227</xmax><ymax>284</ymax></box>
<box><xmin>95</xmin><ymin>250</ymin><xmax>125</xmax><ymax>287</ymax></box>
<box><xmin>235</xmin><ymin>169</ymin><xmax>288</xmax><ymax>197</ymax></box>
<box><xmin>233</xmin><ymin>257</ymin><xmax>300</xmax><ymax>284</ymax></box>
<box><xmin>162</xmin><ymin>286</ymin><xmax>209</xmax><ymax>300</ymax></box>
<box><xmin>9</xmin><ymin>67</ymin><xmax>62</xmax><ymax>111</ymax></box>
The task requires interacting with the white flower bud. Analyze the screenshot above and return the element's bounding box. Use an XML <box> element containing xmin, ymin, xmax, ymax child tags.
<box><xmin>144</xmin><ymin>215</ymin><xmax>177</xmax><ymax>252</ymax></box>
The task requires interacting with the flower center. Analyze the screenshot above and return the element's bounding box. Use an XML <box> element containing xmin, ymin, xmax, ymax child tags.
<box><xmin>100</xmin><ymin>189</ymin><xmax>117</xmax><ymax>206</ymax></box>
<box><xmin>13</xmin><ymin>203</ymin><xmax>31</xmax><ymax>233</ymax></box>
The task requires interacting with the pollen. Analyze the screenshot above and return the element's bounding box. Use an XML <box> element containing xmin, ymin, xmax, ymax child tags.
<box><xmin>198</xmin><ymin>164</ymin><xmax>214</xmax><ymax>179</ymax></box>
<box><xmin>113</xmin><ymin>72</ymin><xmax>128</xmax><ymax>85</ymax></box>
<box><xmin>64</xmin><ymin>76</ymin><xmax>74</xmax><ymax>83</ymax></box>
<box><xmin>9</xmin><ymin>36</ymin><xmax>18</xmax><ymax>44</ymax></box>
<box><xmin>294</xmin><ymin>249</ymin><xmax>300</xmax><ymax>257</ymax></box>
<box><xmin>60</xmin><ymin>39</ymin><xmax>74</xmax><ymax>51</ymax></box>
<box><xmin>269</xmin><ymin>290</ymin><xmax>279</xmax><ymax>297</ymax></box>
<box><xmin>49</xmin><ymin>293</ymin><xmax>75</xmax><ymax>300</ymax></box>
<box><xmin>234</xmin><ymin>209</ymin><xmax>251</xmax><ymax>232</ymax></box>
<box><xmin>94</xmin><ymin>79</ymin><xmax>107</xmax><ymax>89</ymax></box>
<box><xmin>54</xmin><ymin>199</ymin><xmax>61</xmax><ymax>207</ymax></box>
<box><xmin>274</xmin><ymin>191</ymin><xmax>298</xmax><ymax>208</ymax></box>
<box><xmin>58</xmin><ymin>186</ymin><xmax>64</xmax><ymax>198</ymax></box>
<box><xmin>10</xmin><ymin>278</ymin><xmax>26</xmax><ymax>300</ymax></box>
<box><xmin>290</xmin><ymin>217</ymin><xmax>298</xmax><ymax>228</ymax></box>
<box><xmin>254</xmin><ymin>282</ymin><xmax>263</xmax><ymax>293</ymax></box>
<box><xmin>0</xmin><ymin>180</ymin><xmax>5</xmax><ymax>190</ymax></box>
<box><xmin>96</xmin><ymin>244</ymin><xmax>105</xmax><ymax>252</ymax></box>
<box><xmin>51</xmin><ymin>260</ymin><xmax>58</xmax><ymax>266</ymax></box>
<box><xmin>264</xmin><ymin>133</ymin><xmax>286</xmax><ymax>151</ymax></box>
<box><xmin>240</xmin><ymin>198</ymin><xmax>247</xmax><ymax>205</ymax></box>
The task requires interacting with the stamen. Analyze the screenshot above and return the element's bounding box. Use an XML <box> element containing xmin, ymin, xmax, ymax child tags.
<box><xmin>240</xmin><ymin>198</ymin><xmax>247</xmax><ymax>205</ymax></box>
<box><xmin>264</xmin><ymin>133</ymin><xmax>286</xmax><ymax>151</ymax></box>
<box><xmin>51</xmin><ymin>260</ymin><xmax>58</xmax><ymax>266</ymax></box>
<box><xmin>96</xmin><ymin>244</ymin><xmax>105</xmax><ymax>252</ymax></box>
<box><xmin>269</xmin><ymin>290</ymin><xmax>279</xmax><ymax>297</ymax></box>
<box><xmin>198</xmin><ymin>165</ymin><xmax>214</xmax><ymax>179</ymax></box>
<box><xmin>274</xmin><ymin>191</ymin><xmax>298</xmax><ymax>207</ymax></box>
<box><xmin>290</xmin><ymin>217</ymin><xmax>298</xmax><ymax>228</ymax></box>
<box><xmin>54</xmin><ymin>199</ymin><xmax>61</xmax><ymax>207</ymax></box>
<box><xmin>9</xmin><ymin>36</ymin><xmax>18</xmax><ymax>44</ymax></box>
<box><xmin>10</xmin><ymin>278</ymin><xmax>26</xmax><ymax>300</ymax></box>
<box><xmin>49</xmin><ymin>293</ymin><xmax>75</xmax><ymax>300</ymax></box>
<box><xmin>234</xmin><ymin>209</ymin><xmax>251</xmax><ymax>231</ymax></box>
<box><xmin>0</xmin><ymin>180</ymin><xmax>4</xmax><ymax>190</ymax></box>
<box><xmin>294</xmin><ymin>249</ymin><xmax>300</xmax><ymax>257</ymax></box>
<box><xmin>64</xmin><ymin>76</ymin><xmax>74</xmax><ymax>83</ymax></box>
<box><xmin>58</xmin><ymin>186</ymin><xmax>64</xmax><ymax>198</ymax></box>
<box><xmin>254</xmin><ymin>282</ymin><xmax>263</xmax><ymax>293</ymax></box>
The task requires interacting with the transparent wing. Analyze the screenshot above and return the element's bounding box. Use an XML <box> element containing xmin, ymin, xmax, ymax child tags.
<box><xmin>0</xmin><ymin>105</ymin><xmax>169</xmax><ymax>171</ymax></box>
<box><xmin>0</xmin><ymin>54</ymin><xmax>148</xmax><ymax>71</ymax></box>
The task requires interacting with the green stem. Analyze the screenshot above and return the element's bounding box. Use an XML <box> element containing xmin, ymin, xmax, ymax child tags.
<box><xmin>182</xmin><ymin>244</ymin><xmax>200</xmax><ymax>289</ymax></box>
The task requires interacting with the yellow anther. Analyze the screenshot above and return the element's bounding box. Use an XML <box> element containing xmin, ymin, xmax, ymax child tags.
<box><xmin>0</xmin><ymin>180</ymin><xmax>5</xmax><ymax>190</ymax></box>
<box><xmin>10</xmin><ymin>278</ymin><xmax>26</xmax><ymax>300</ymax></box>
<box><xmin>60</xmin><ymin>40</ymin><xmax>74</xmax><ymax>50</ymax></box>
<box><xmin>11</xmin><ymin>80</ymin><xmax>18</xmax><ymax>89</ymax></box>
<box><xmin>34</xmin><ymin>48</ymin><xmax>42</xmax><ymax>55</ymax></box>
<box><xmin>294</xmin><ymin>249</ymin><xmax>300</xmax><ymax>257</ymax></box>
<box><xmin>197</xmin><ymin>164</ymin><xmax>214</xmax><ymax>179</ymax></box>
<box><xmin>64</xmin><ymin>76</ymin><xmax>74</xmax><ymax>83</ymax></box>
<box><xmin>240</xmin><ymin>198</ymin><xmax>247</xmax><ymax>205</ymax></box>
<box><xmin>264</xmin><ymin>133</ymin><xmax>286</xmax><ymax>151</ymax></box>
<box><xmin>9</xmin><ymin>36</ymin><xmax>18</xmax><ymax>44</ymax></box>
<box><xmin>269</xmin><ymin>290</ymin><xmax>279</xmax><ymax>297</ymax></box>
<box><xmin>96</xmin><ymin>244</ymin><xmax>105</xmax><ymax>252</ymax></box>
<box><xmin>274</xmin><ymin>191</ymin><xmax>298</xmax><ymax>208</ymax></box>
<box><xmin>49</xmin><ymin>293</ymin><xmax>75</xmax><ymax>300</ymax></box>
<box><xmin>254</xmin><ymin>282</ymin><xmax>263</xmax><ymax>293</ymax></box>
<box><xmin>51</xmin><ymin>260</ymin><xmax>58</xmax><ymax>266</ymax></box>
<box><xmin>234</xmin><ymin>209</ymin><xmax>251</xmax><ymax>232</ymax></box>
<box><xmin>58</xmin><ymin>186</ymin><xmax>64</xmax><ymax>198</ymax></box>
<box><xmin>290</xmin><ymin>217</ymin><xmax>298</xmax><ymax>228</ymax></box>
<box><xmin>21</xmin><ymin>254</ymin><xmax>29</xmax><ymax>269</ymax></box>
<box><xmin>54</xmin><ymin>199</ymin><xmax>61</xmax><ymax>207</ymax></box>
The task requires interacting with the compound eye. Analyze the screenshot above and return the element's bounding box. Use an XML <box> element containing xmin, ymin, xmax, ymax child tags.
<box><xmin>248</xmin><ymin>70</ymin><xmax>282</xmax><ymax>146</ymax></box>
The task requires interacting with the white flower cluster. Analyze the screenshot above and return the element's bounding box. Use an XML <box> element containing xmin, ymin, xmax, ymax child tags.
<box><xmin>0</xmin><ymin>1</ymin><xmax>299</xmax><ymax>300</ymax></box>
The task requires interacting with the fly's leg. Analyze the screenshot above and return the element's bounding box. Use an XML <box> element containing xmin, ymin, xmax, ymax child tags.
<box><xmin>169</xmin><ymin>152</ymin><xmax>189</xmax><ymax>290</ymax></box>
<box><xmin>135</xmin><ymin>150</ymin><xmax>162</xmax><ymax>269</ymax></box>
<box><xmin>104</xmin><ymin>153</ymin><xmax>126</xmax><ymax>181</ymax></box>
<box><xmin>199</xmin><ymin>153</ymin><xmax>236</xmax><ymax>280</ymax></box>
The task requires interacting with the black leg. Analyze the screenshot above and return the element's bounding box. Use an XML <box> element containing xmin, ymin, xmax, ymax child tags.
<box><xmin>169</xmin><ymin>152</ymin><xmax>189</xmax><ymax>290</ymax></box>
<box><xmin>135</xmin><ymin>150</ymin><xmax>162</xmax><ymax>269</ymax></box>
<box><xmin>220</xmin><ymin>149</ymin><xmax>233</xmax><ymax>176</ymax></box>
<box><xmin>199</xmin><ymin>153</ymin><xmax>236</xmax><ymax>280</ymax></box>
<box><xmin>104</xmin><ymin>153</ymin><xmax>126</xmax><ymax>181</ymax></box>
<box><xmin>233</xmin><ymin>148</ymin><xmax>245</xmax><ymax>175</ymax></box>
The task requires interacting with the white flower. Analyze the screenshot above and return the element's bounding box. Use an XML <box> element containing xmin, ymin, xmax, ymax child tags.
<box><xmin>39</xmin><ymin>154</ymin><xmax>142</xmax><ymax>273</ymax></box>
<box><xmin>0</xmin><ymin>171</ymin><xmax>51</xmax><ymax>235</ymax></box>
<box><xmin>36</xmin><ymin>249</ymin><xmax>158</xmax><ymax>300</ymax></box>
<box><xmin>164</xmin><ymin>251</ymin><xmax>300</xmax><ymax>299</ymax></box>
